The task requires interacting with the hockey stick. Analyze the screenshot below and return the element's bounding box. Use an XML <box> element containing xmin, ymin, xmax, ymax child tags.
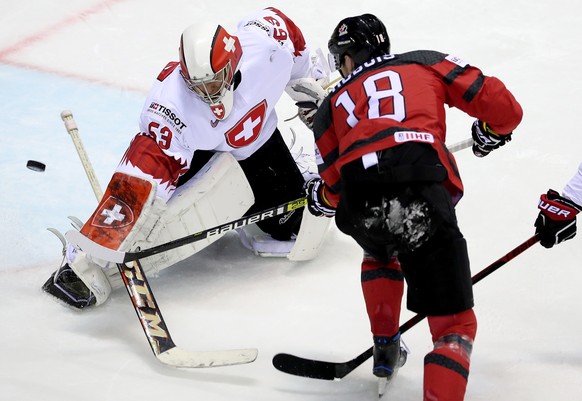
<box><xmin>116</xmin><ymin>255</ymin><xmax>258</xmax><ymax>368</ymax></box>
<box><xmin>66</xmin><ymin>138</ymin><xmax>472</xmax><ymax>264</ymax></box>
<box><xmin>62</xmin><ymin>111</ymin><xmax>258</xmax><ymax>368</ymax></box>
<box><xmin>66</xmin><ymin>197</ymin><xmax>308</xmax><ymax>263</ymax></box>
<box><xmin>272</xmin><ymin>234</ymin><xmax>540</xmax><ymax>380</ymax></box>
<box><xmin>447</xmin><ymin>137</ymin><xmax>473</xmax><ymax>153</ymax></box>
<box><xmin>61</xmin><ymin>110</ymin><xmax>103</xmax><ymax>201</ymax></box>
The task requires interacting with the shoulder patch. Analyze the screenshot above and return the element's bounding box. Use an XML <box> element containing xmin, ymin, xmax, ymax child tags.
<box><xmin>445</xmin><ymin>54</ymin><xmax>468</xmax><ymax>68</ymax></box>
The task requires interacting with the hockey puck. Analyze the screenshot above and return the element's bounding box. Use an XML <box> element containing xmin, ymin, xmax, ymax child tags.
<box><xmin>26</xmin><ymin>160</ymin><xmax>46</xmax><ymax>172</ymax></box>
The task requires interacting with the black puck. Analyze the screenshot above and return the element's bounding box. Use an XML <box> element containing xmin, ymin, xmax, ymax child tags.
<box><xmin>27</xmin><ymin>160</ymin><xmax>46</xmax><ymax>172</ymax></box>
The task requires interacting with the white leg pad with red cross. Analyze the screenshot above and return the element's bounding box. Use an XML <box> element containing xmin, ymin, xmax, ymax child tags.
<box><xmin>71</xmin><ymin>153</ymin><xmax>254</xmax><ymax>300</ymax></box>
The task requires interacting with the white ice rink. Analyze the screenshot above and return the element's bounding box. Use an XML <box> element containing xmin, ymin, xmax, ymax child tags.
<box><xmin>1</xmin><ymin>1</ymin><xmax>581</xmax><ymax>400</ymax></box>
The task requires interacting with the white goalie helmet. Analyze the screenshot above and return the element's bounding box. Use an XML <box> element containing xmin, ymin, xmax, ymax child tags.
<box><xmin>179</xmin><ymin>22</ymin><xmax>243</xmax><ymax>120</ymax></box>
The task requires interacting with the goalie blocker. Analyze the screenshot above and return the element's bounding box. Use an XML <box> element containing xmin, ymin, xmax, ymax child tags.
<box><xmin>43</xmin><ymin>153</ymin><xmax>330</xmax><ymax>309</ymax></box>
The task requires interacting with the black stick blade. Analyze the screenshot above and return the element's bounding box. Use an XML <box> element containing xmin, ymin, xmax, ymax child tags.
<box><xmin>271</xmin><ymin>236</ymin><xmax>540</xmax><ymax>381</ymax></box>
<box><xmin>273</xmin><ymin>347</ymin><xmax>374</xmax><ymax>380</ymax></box>
<box><xmin>272</xmin><ymin>353</ymin><xmax>338</xmax><ymax>380</ymax></box>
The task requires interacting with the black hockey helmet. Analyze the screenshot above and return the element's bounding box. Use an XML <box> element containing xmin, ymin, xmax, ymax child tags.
<box><xmin>328</xmin><ymin>14</ymin><xmax>390</xmax><ymax>72</ymax></box>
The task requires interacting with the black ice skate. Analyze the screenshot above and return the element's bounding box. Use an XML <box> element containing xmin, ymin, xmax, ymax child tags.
<box><xmin>373</xmin><ymin>333</ymin><xmax>409</xmax><ymax>397</ymax></box>
<box><xmin>42</xmin><ymin>264</ymin><xmax>96</xmax><ymax>309</ymax></box>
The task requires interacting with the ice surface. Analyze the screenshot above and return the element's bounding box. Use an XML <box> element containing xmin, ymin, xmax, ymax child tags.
<box><xmin>1</xmin><ymin>1</ymin><xmax>581</xmax><ymax>400</ymax></box>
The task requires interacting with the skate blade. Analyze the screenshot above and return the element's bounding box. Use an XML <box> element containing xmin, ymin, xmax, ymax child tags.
<box><xmin>378</xmin><ymin>376</ymin><xmax>394</xmax><ymax>398</ymax></box>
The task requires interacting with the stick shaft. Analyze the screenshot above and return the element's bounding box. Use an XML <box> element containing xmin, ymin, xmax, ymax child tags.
<box><xmin>125</xmin><ymin>137</ymin><xmax>471</xmax><ymax>260</ymax></box>
<box><xmin>61</xmin><ymin>110</ymin><xmax>103</xmax><ymax>201</ymax></box>
<box><xmin>447</xmin><ymin>137</ymin><xmax>473</xmax><ymax>153</ymax></box>
<box><xmin>58</xmin><ymin>111</ymin><xmax>258</xmax><ymax>367</ymax></box>
<box><xmin>273</xmin><ymin>235</ymin><xmax>540</xmax><ymax>380</ymax></box>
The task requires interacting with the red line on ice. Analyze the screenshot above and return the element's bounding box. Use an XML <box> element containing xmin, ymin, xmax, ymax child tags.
<box><xmin>0</xmin><ymin>0</ymin><xmax>126</xmax><ymax>59</ymax></box>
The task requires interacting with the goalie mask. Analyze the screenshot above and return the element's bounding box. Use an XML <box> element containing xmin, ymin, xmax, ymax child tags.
<box><xmin>179</xmin><ymin>24</ymin><xmax>243</xmax><ymax>120</ymax></box>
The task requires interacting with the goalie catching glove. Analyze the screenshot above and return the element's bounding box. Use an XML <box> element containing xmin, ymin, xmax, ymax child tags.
<box><xmin>285</xmin><ymin>78</ymin><xmax>327</xmax><ymax>130</ymax></box>
<box><xmin>304</xmin><ymin>178</ymin><xmax>336</xmax><ymax>217</ymax></box>
<box><xmin>535</xmin><ymin>189</ymin><xmax>582</xmax><ymax>248</ymax></box>
<box><xmin>471</xmin><ymin>120</ymin><xmax>512</xmax><ymax>157</ymax></box>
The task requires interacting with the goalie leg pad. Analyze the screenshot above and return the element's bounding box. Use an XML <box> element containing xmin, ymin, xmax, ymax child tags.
<box><xmin>237</xmin><ymin>225</ymin><xmax>296</xmax><ymax>258</ymax></box>
<box><xmin>80</xmin><ymin>172</ymin><xmax>161</xmax><ymax>251</ymax></box>
<box><xmin>106</xmin><ymin>153</ymin><xmax>254</xmax><ymax>287</ymax></box>
<box><xmin>136</xmin><ymin>152</ymin><xmax>254</xmax><ymax>273</ymax></box>
<box><xmin>42</xmin><ymin>243</ymin><xmax>114</xmax><ymax>308</ymax></box>
<box><xmin>45</xmin><ymin>171</ymin><xmax>164</xmax><ymax>307</ymax></box>
<box><xmin>287</xmin><ymin>207</ymin><xmax>331</xmax><ymax>261</ymax></box>
<box><xmin>237</xmin><ymin>206</ymin><xmax>331</xmax><ymax>260</ymax></box>
<box><xmin>51</xmin><ymin>153</ymin><xmax>254</xmax><ymax>308</ymax></box>
<box><xmin>68</xmin><ymin>250</ymin><xmax>112</xmax><ymax>306</ymax></box>
<box><xmin>70</xmin><ymin>172</ymin><xmax>165</xmax><ymax>294</ymax></box>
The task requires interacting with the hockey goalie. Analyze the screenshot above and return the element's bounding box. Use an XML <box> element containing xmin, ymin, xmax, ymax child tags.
<box><xmin>42</xmin><ymin>7</ymin><xmax>331</xmax><ymax>309</ymax></box>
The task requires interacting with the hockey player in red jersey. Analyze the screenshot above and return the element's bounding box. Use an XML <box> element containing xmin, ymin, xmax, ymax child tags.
<box><xmin>42</xmin><ymin>7</ymin><xmax>331</xmax><ymax>309</ymax></box>
<box><xmin>534</xmin><ymin>163</ymin><xmax>582</xmax><ymax>248</ymax></box>
<box><xmin>303</xmin><ymin>14</ymin><xmax>523</xmax><ymax>400</ymax></box>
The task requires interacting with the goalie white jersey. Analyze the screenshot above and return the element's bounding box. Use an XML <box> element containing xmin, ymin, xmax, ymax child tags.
<box><xmin>43</xmin><ymin>8</ymin><xmax>331</xmax><ymax>311</ymax></box>
<box><xmin>563</xmin><ymin>162</ymin><xmax>582</xmax><ymax>206</ymax></box>
<box><xmin>117</xmin><ymin>7</ymin><xmax>318</xmax><ymax>202</ymax></box>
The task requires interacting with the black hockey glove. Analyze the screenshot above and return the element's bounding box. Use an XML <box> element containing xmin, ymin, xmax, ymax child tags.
<box><xmin>471</xmin><ymin>120</ymin><xmax>512</xmax><ymax>157</ymax></box>
<box><xmin>535</xmin><ymin>189</ymin><xmax>582</xmax><ymax>248</ymax></box>
<box><xmin>304</xmin><ymin>178</ymin><xmax>336</xmax><ymax>217</ymax></box>
<box><xmin>297</xmin><ymin>101</ymin><xmax>319</xmax><ymax>130</ymax></box>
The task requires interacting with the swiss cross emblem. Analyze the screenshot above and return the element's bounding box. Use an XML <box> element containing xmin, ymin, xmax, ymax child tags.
<box><xmin>223</xmin><ymin>36</ymin><xmax>237</xmax><ymax>53</ymax></box>
<box><xmin>224</xmin><ymin>100</ymin><xmax>267</xmax><ymax>148</ymax></box>
<box><xmin>211</xmin><ymin>103</ymin><xmax>226</xmax><ymax>120</ymax></box>
<box><xmin>91</xmin><ymin>196</ymin><xmax>134</xmax><ymax>228</ymax></box>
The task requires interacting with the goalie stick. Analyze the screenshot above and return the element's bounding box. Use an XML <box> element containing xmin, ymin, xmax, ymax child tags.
<box><xmin>61</xmin><ymin>111</ymin><xmax>258</xmax><ymax>368</ymax></box>
<box><xmin>65</xmin><ymin>138</ymin><xmax>473</xmax><ymax>264</ymax></box>
<box><xmin>61</xmin><ymin>110</ymin><xmax>103</xmax><ymax>201</ymax></box>
<box><xmin>272</xmin><ymin>234</ymin><xmax>540</xmax><ymax>380</ymax></box>
<box><xmin>116</xmin><ymin>257</ymin><xmax>258</xmax><ymax>368</ymax></box>
<box><xmin>66</xmin><ymin>197</ymin><xmax>308</xmax><ymax>263</ymax></box>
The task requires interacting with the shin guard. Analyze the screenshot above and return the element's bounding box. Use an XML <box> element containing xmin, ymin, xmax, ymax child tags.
<box><xmin>361</xmin><ymin>255</ymin><xmax>405</xmax><ymax>337</ymax></box>
<box><xmin>424</xmin><ymin>309</ymin><xmax>477</xmax><ymax>401</ymax></box>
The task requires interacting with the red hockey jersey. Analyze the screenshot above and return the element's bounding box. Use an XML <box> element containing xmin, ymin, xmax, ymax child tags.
<box><xmin>313</xmin><ymin>50</ymin><xmax>523</xmax><ymax>206</ymax></box>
